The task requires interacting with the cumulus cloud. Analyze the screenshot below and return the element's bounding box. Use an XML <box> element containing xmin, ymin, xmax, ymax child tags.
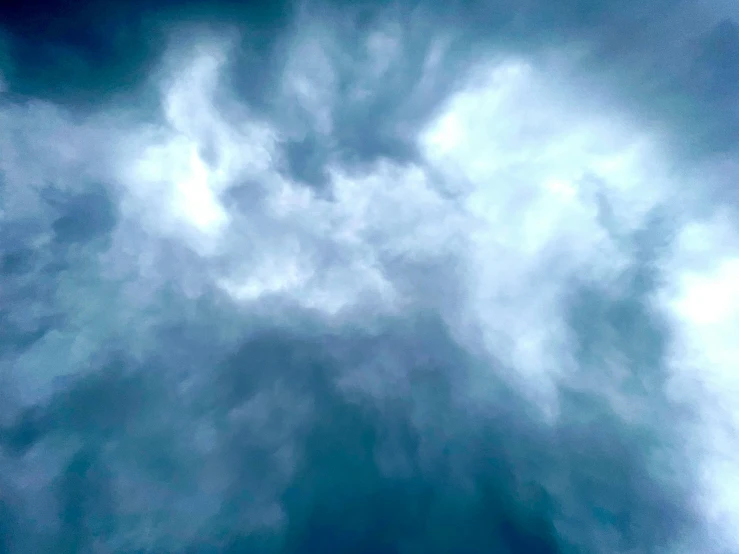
<box><xmin>1</xmin><ymin>1</ymin><xmax>738</xmax><ymax>553</ymax></box>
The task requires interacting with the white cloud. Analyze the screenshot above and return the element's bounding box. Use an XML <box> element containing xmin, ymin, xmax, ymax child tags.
<box><xmin>417</xmin><ymin>58</ymin><xmax>674</xmax><ymax>414</ymax></box>
<box><xmin>0</xmin><ymin>35</ymin><xmax>687</xmax><ymax>407</ymax></box>
<box><xmin>662</xmin><ymin>210</ymin><xmax>739</xmax><ymax>550</ymax></box>
<box><xmin>107</xmin><ymin>42</ymin><xmax>682</xmax><ymax>421</ymax></box>
<box><xmin>113</xmin><ymin>36</ymin><xmax>279</xmax><ymax>254</ymax></box>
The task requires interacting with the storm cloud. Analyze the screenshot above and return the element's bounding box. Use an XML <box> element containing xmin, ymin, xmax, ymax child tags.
<box><xmin>1</xmin><ymin>0</ymin><xmax>738</xmax><ymax>552</ymax></box>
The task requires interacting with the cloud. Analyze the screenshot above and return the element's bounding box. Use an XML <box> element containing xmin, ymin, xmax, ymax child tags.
<box><xmin>659</xmin><ymin>210</ymin><xmax>739</xmax><ymax>551</ymax></box>
<box><xmin>1</xmin><ymin>2</ymin><xmax>738</xmax><ymax>553</ymax></box>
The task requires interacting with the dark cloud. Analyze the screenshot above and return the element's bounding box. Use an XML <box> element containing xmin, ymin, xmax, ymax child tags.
<box><xmin>0</xmin><ymin>219</ymin><xmax>64</xmax><ymax>357</ymax></box>
<box><xmin>0</xmin><ymin>0</ymin><xmax>736</xmax><ymax>552</ymax></box>
<box><xmin>54</xmin><ymin>446</ymin><xmax>117</xmax><ymax>553</ymax></box>
<box><xmin>281</xmin><ymin>135</ymin><xmax>330</xmax><ymax>189</ymax></box>
<box><xmin>47</xmin><ymin>187</ymin><xmax>118</xmax><ymax>246</ymax></box>
<box><xmin>3</xmin><ymin>0</ymin><xmax>738</xmax><ymax>156</ymax></box>
<box><xmin>0</xmin><ymin>0</ymin><xmax>293</xmax><ymax>111</ymax></box>
<box><xmin>1</xmin><ymin>310</ymin><xmax>701</xmax><ymax>551</ymax></box>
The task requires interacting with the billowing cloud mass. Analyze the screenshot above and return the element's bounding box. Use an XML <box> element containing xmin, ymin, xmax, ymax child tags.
<box><xmin>1</xmin><ymin>1</ymin><xmax>738</xmax><ymax>552</ymax></box>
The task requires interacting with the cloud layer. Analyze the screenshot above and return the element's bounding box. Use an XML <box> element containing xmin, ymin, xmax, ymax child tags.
<box><xmin>1</xmin><ymin>1</ymin><xmax>738</xmax><ymax>552</ymax></box>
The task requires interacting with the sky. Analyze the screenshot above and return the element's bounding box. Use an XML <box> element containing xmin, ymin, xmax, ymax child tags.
<box><xmin>0</xmin><ymin>0</ymin><xmax>738</xmax><ymax>552</ymax></box>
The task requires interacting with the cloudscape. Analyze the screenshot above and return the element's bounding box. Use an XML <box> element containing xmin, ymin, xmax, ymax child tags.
<box><xmin>1</xmin><ymin>1</ymin><xmax>739</xmax><ymax>552</ymax></box>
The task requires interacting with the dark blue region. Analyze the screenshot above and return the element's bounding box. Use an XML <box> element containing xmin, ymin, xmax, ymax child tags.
<box><xmin>0</xmin><ymin>308</ymin><xmax>696</xmax><ymax>552</ymax></box>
